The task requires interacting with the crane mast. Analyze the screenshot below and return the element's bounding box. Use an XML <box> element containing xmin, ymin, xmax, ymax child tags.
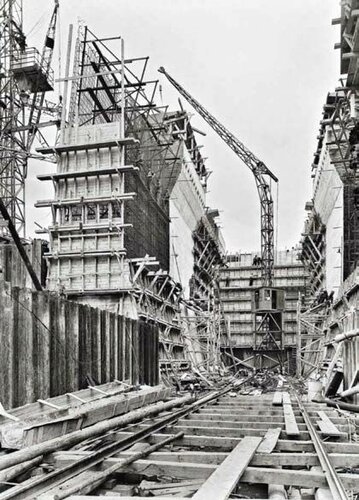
<box><xmin>159</xmin><ymin>67</ymin><xmax>285</xmax><ymax>369</ymax></box>
<box><xmin>26</xmin><ymin>0</ymin><xmax>59</xmax><ymax>152</ymax></box>
<box><xmin>158</xmin><ymin>66</ymin><xmax>277</xmax><ymax>287</ymax></box>
<box><xmin>0</xmin><ymin>0</ymin><xmax>59</xmax><ymax>236</ymax></box>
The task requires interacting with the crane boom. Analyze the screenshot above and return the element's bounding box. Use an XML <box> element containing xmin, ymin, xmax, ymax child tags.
<box><xmin>158</xmin><ymin>66</ymin><xmax>277</xmax><ymax>286</ymax></box>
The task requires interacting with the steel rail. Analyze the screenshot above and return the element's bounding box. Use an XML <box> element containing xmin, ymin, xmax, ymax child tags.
<box><xmin>295</xmin><ymin>394</ymin><xmax>349</xmax><ymax>500</ymax></box>
<box><xmin>1</xmin><ymin>376</ymin><xmax>252</xmax><ymax>499</ymax></box>
<box><xmin>46</xmin><ymin>432</ymin><xmax>186</xmax><ymax>500</ymax></box>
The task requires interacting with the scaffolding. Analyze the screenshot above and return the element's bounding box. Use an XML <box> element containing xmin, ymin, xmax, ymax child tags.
<box><xmin>296</xmin><ymin>301</ymin><xmax>328</xmax><ymax>379</ymax></box>
<box><xmin>35</xmin><ymin>27</ymin><xmax>225</xmax><ymax>381</ymax></box>
<box><xmin>37</xmin><ymin>27</ymin><xmax>182</xmax><ymax>295</ymax></box>
<box><xmin>299</xmin><ymin>206</ymin><xmax>326</xmax><ymax>297</ymax></box>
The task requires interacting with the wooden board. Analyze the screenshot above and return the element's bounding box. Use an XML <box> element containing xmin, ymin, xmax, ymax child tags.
<box><xmin>55</xmin><ymin>449</ymin><xmax>359</xmax><ymax>469</ymax></box>
<box><xmin>111</xmin><ymin>430</ymin><xmax>359</xmax><ymax>453</ymax></box>
<box><xmin>282</xmin><ymin>393</ymin><xmax>300</xmax><ymax>437</ymax></box>
<box><xmin>191</xmin><ymin>436</ymin><xmax>262</xmax><ymax>500</ymax></box>
<box><xmin>257</xmin><ymin>427</ymin><xmax>282</xmax><ymax>453</ymax></box>
<box><xmin>316</xmin><ymin>411</ymin><xmax>342</xmax><ymax>437</ymax></box>
<box><xmin>272</xmin><ymin>392</ymin><xmax>283</xmax><ymax>406</ymax></box>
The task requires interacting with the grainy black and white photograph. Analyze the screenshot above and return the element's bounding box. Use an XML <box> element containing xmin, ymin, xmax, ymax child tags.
<box><xmin>0</xmin><ymin>0</ymin><xmax>358</xmax><ymax>498</ymax></box>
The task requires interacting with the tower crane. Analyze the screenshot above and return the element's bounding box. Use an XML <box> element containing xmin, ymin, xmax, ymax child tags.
<box><xmin>159</xmin><ymin>67</ymin><xmax>285</xmax><ymax>369</ymax></box>
<box><xmin>0</xmin><ymin>0</ymin><xmax>59</xmax><ymax>290</ymax></box>
<box><xmin>0</xmin><ymin>0</ymin><xmax>59</xmax><ymax>236</ymax></box>
<box><xmin>158</xmin><ymin>66</ymin><xmax>277</xmax><ymax>287</ymax></box>
<box><xmin>26</xmin><ymin>0</ymin><xmax>60</xmax><ymax>152</ymax></box>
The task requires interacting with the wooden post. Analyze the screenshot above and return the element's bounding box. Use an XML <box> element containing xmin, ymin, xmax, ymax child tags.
<box><xmin>32</xmin><ymin>290</ymin><xmax>50</xmax><ymax>400</ymax></box>
<box><xmin>60</xmin><ymin>24</ymin><xmax>73</xmax><ymax>134</ymax></box>
<box><xmin>0</xmin><ymin>280</ymin><xmax>15</xmax><ymax>408</ymax></box>
<box><xmin>296</xmin><ymin>299</ymin><xmax>302</xmax><ymax>378</ymax></box>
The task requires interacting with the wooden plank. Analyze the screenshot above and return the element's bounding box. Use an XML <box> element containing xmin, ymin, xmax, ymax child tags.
<box><xmin>131</xmin><ymin>319</ymin><xmax>139</xmax><ymax>385</ymax></box>
<box><xmin>213</xmin><ymin>464</ymin><xmax>359</xmax><ymax>489</ymax></box>
<box><xmin>257</xmin><ymin>428</ymin><xmax>282</xmax><ymax>453</ymax></box>
<box><xmin>51</xmin><ymin>450</ymin><xmax>359</xmax><ymax>473</ymax></box>
<box><xmin>67</xmin><ymin>498</ymin><xmax>269</xmax><ymax>500</ymax></box>
<box><xmin>316</xmin><ymin>411</ymin><xmax>342</xmax><ymax>437</ymax></box>
<box><xmin>193</xmin><ymin>413</ymin><xmax>285</xmax><ymax>423</ymax></box>
<box><xmin>36</xmin><ymin>137</ymin><xmax>137</xmax><ymax>154</ymax></box>
<box><xmin>281</xmin><ymin>392</ymin><xmax>291</xmax><ymax>405</ymax></box>
<box><xmin>145</xmin><ymin>451</ymin><xmax>356</xmax><ymax>468</ymax></box>
<box><xmin>159</xmin><ymin>424</ymin><xmax>271</xmax><ymax>438</ymax></box>
<box><xmin>67</xmin><ymin>497</ymin><xmax>186</xmax><ymax>500</ymax></box>
<box><xmin>20</xmin><ymin>289</ymin><xmax>35</xmax><ymax>406</ymax></box>
<box><xmin>113</xmin><ymin>430</ymin><xmax>359</xmax><ymax>454</ymax></box>
<box><xmin>201</xmin><ymin>407</ymin><xmax>289</xmax><ymax>416</ymax></box>
<box><xmin>138</xmin><ymin>479</ymin><xmax>201</xmax><ymax>497</ymax></box>
<box><xmin>241</xmin><ymin>467</ymin><xmax>359</xmax><ymax>490</ymax></box>
<box><xmin>282</xmin><ymin>393</ymin><xmax>300</xmax><ymax>437</ymax></box>
<box><xmin>191</xmin><ymin>436</ymin><xmax>262</xmax><ymax>500</ymax></box>
<box><xmin>0</xmin><ymin>281</ymin><xmax>15</xmax><ymax>408</ymax></box>
<box><xmin>82</xmin><ymin>460</ymin><xmax>359</xmax><ymax>489</ymax></box>
<box><xmin>139</xmin><ymin>479</ymin><xmax>202</xmax><ymax>491</ymax></box>
<box><xmin>133</xmin><ymin>423</ymin><xmax>312</xmax><ymax>440</ymax></box>
<box><xmin>272</xmin><ymin>392</ymin><xmax>283</xmax><ymax>406</ymax></box>
<box><xmin>58</xmin><ymin>297</ymin><xmax>67</xmax><ymax>396</ymax></box>
<box><xmin>179</xmin><ymin>419</ymin><xmax>291</xmax><ymax>430</ymax></box>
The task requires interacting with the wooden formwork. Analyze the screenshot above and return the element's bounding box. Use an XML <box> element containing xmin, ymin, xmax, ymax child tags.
<box><xmin>0</xmin><ymin>279</ymin><xmax>161</xmax><ymax>409</ymax></box>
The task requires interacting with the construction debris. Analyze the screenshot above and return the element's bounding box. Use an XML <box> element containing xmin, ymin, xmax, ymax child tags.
<box><xmin>1</xmin><ymin>0</ymin><xmax>359</xmax><ymax>498</ymax></box>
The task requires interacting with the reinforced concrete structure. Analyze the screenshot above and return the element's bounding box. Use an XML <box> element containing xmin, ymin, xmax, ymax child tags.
<box><xmin>219</xmin><ymin>249</ymin><xmax>308</xmax><ymax>372</ymax></box>
<box><xmin>35</xmin><ymin>27</ymin><xmax>225</xmax><ymax>383</ymax></box>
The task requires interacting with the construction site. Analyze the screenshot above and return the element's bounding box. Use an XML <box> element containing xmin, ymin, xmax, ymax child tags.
<box><xmin>1</xmin><ymin>0</ymin><xmax>359</xmax><ymax>499</ymax></box>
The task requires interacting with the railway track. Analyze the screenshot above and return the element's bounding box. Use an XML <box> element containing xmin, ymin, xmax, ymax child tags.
<box><xmin>0</xmin><ymin>377</ymin><xmax>358</xmax><ymax>500</ymax></box>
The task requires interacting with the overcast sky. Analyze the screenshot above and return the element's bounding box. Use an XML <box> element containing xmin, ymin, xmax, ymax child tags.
<box><xmin>24</xmin><ymin>0</ymin><xmax>340</xmax><ymax>253</ymax></box>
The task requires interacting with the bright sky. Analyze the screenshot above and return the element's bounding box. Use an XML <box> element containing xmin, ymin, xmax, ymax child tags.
<box><xmin>24</xmin><ymin>0</ymin><xmax>340</xmax><ymax>253</ymax></box>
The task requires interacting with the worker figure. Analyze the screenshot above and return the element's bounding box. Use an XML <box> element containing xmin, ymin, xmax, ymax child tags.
<box><xmin>327</xmin><ymin>290</ymin><xmax>334</xmax><ymax>306</ymax></box>
<box><xmin>318</xmin><ymin>289</ymin><xmax>328</xmax><ymax>305</ymax></box>
<box><xmin>252</xmin><ymin>255</ymin><xmax>262</xmax><ymax>267</ymax></box>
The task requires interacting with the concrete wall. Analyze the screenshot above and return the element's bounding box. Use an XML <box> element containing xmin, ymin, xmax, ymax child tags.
<box><xmin>325</xmin><ymin>192</ymin><xmax>343</xmax><ymax>296</ymax></box>
<box><xmin>62</xmin><ymin>122</ymin><xmax>123</xmax><ymax>149</ymax></box>
<box><xmin>40</xmin><ymin>122</ymin><xmax>130</xmax><ymax>294</ymax></box>
<box><xmin>309</xmin><ymin>130</ymin><xmax>344</xmax><ymax>298</ymax></box>
<box><xmin>169</xmin><ymin>149</ymin><xmax>206</xmax><ymax>298</ymax></box>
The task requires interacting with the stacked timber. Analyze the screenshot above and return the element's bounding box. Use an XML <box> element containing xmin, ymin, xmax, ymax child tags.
<box><xmin>0</xmin><ymin>382</ymin><xmax>170</xmax><ymax>449</ymax></box>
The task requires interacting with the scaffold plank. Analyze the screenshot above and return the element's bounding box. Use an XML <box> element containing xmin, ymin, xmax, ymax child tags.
<box><xmin>282</xmin><ymin>393</ymin><xmax>300</xmax><ymax>437</ymax></box>
<box><xmin>191</xmin><ymin>436</ymin><xmax>262</xmax><ymax>500</ymax></box>
<box><xmin>257</xmin><ymin>427</ymin><xmax>282</xmax><ymax>453</ymax></box>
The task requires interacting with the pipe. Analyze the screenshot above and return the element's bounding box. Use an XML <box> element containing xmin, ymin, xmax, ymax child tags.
<box><xmin>0</xmin><ymin>394</ymin><xmax>192</xmax><ymax>474</ymax></box>
<box><xmin>338</xmin><ymin>385</ymin><xmax>359</xmax><ymax>398</ymax></box>
<box><xmin>324</xmin><ymin>398</ymin><xmax>359</xmax><ymax>413</ymax></box>
<box><xmin>325</xmin><ymin>328</ymin><xmax>359</xmax><ymax>345</ymax></box>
